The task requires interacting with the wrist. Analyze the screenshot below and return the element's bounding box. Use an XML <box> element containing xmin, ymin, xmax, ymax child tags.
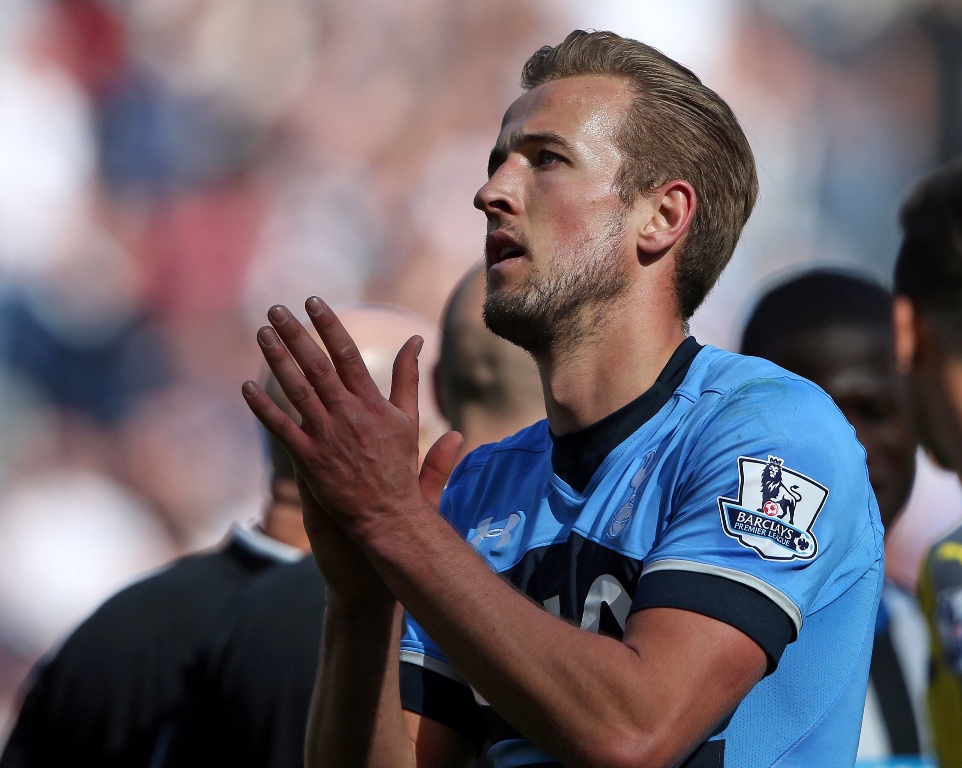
<box><xmin>325</xmin><ymin>586</ymin><xmax>398</xmax><ymax>618</ymax></box>
<box><xmin>356</xmin><ymin>494</ymin><xmax>435</xmax><ymax>561</ymax></box>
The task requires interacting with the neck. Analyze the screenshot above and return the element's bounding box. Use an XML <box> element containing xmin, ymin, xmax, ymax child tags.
<box><xmin>534</xmin><ymin>295</ymin><xmax>686</xmax><ymax>436</ymax></box>
<box><xmin>455</xmin><ymin>404</ymin><xmax>548</xmax><ymax>458</ymax></box>
<box><xmin>262</xmin><ymin>500</ymin><xmax>312</xmax><ymax>553</ymax></box>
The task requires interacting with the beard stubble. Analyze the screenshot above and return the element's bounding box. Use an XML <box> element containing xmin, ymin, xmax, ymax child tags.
<box><xmin>482</xmin><ymin>209</ymin><xmax>631</xmax><ymax>355</ymax></box>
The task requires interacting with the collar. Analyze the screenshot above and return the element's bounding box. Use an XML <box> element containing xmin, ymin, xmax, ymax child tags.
<box><xmin>550</xmin><ymin>337</ymin><xmax>702</xmax><ymax>493</ymax></box>
<box><xmin>229</xmin><ymin>522</ymin><xmax>305</xmax><ymax>565</ymax></box>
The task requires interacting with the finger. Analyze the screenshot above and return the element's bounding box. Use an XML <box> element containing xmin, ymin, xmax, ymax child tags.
<box><xmin>293</xmin><ymin>469</ymin><xmax>325</xmax><ymax>515</ymax></box>
<box><xmin>242</xmin><ymin>379</ymin><xmax>313</xmax><ymax>459</ymax></box>
<box><xmin>304</xmin><ymin>297</ymin><xmax>380</xmax><ymax>399</ymax></box>
<box><xmin>267</xmin><ymin>305</ymin><xmax>350</xmax><ymax>408</ymax></box>
<box><xmin>419</xmin><ymin>431</ymin><xmax>464</xmax><ymax>508</ymax></box>
<box><xmin>389</xmin><ymin>336</ymin><xmax>423</xmax><ymax>423</ymax></box>
<box><xmin>255</xmin><ymin>325</ymin><xmax>329</xmax><ymax>433</ymax></box>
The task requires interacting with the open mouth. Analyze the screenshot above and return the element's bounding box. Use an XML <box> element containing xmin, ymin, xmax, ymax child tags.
<box><xmin>496</xmin><ymin>246</ymin><xmax>525</xmax><ymax>263</ymax></box>
<box><xmin>486</xmin><ymin>232</ymin><xmax>527</xmax><ymax>267</ymax></box>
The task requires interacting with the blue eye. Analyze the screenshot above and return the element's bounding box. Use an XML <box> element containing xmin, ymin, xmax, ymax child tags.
<box><xmin>537</xmin><ymin>150</ymin><xmax>562</xmax><ymax>166</ymax></box>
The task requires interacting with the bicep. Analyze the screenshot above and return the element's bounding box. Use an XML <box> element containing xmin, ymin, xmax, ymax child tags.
<box><xmin>403</xmin><ymin>710</ymin><xmax>476</xmax><ymax>768</ymax></box>
<box><xmin>622</xmin><ymin>606</ymin><xmax>768</xmax><ymax>760</ymax></box>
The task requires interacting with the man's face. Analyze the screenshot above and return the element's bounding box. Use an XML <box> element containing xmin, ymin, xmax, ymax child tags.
<box><xmin>892</xmin><ymin>297</ymin><xmax>962</xmax><ymax>472</ymax></box>
<box><xmin>899</xmin><ymin>314</ymin><xmax>962</xmax><ymax>474</ymax></box>
<box><xmin>474</xmin><ymin>75</ymin><xmax>639</xmax><ymax>353</ymax></box>
<box><xmin>775</xmin><ymin>325</ymin><xmax>916</xmax><ymax>530</ymax></box>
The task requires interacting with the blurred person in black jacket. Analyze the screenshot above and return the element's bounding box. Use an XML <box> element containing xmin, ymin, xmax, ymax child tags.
<box><xmin>162</xmin><ymin>266</ymin><xmax>543</xmax><ymax>768</ymax></box>
<box><xmin>0</xmin><ymin>386</ymin><xmax>310</xmax><ymax>768</ymax></box>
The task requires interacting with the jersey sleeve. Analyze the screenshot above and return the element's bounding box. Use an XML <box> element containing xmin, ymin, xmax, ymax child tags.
<box><xmin>632</xmin><ymin>377</ymin><xmax>883</xmax><ymax>672</ymax></box>
<box><xmin>399</xmin><ymin>612</ymin><xmax>484</xmax><ymax>745</ymax></box>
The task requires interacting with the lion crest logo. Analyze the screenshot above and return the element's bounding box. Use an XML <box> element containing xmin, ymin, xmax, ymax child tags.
<box><xmin>759</xmin><ymin>457</ymin><xmax>803</xmax><ymax>525</ymax></box>
<box><xmin>717</xmin><ymin>456</ymin><xmax>828</xmax><ymax>561</ymax></box>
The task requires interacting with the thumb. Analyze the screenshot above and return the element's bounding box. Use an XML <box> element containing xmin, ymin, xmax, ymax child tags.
<box><xmin>419</xmin><ymin>431</ymin><xmax>464</xmax><ymax>508</ymax></box>
<box><xmin>389</xmin><ymin>336</ymin><xmax>423</xmax><ymax>425</ymax></box>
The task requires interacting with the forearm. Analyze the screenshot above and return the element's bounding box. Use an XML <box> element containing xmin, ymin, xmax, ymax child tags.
<box><xmin>362</xmin><ymin>507</ymin><xmax>761</xmax><ymax>768</ymax></box>
<box><xmin>362</xmin><ymin>513</ymin><xmax>646</xmax><ymax>766</ymax></box>
<box><xmin>306</xmin><ymin>596</ymin><xmax>416</xmax><ymax>768</ymax></box>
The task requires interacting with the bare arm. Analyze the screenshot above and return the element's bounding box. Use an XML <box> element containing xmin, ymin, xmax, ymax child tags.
<box><xmin>301</xmin><ymin>482</ymin><xmax>474</xmax><ymax>768</ymax></box>
<box><xmin>246</xmin><ymin>309</ymin><xmax>470</xmax><ymax>768</ymax></box>
<box><xmin>245</xmin><ymin>301</ymin><xmax>767</xmax><ymax>768</ymax></box>
<box><xmin>307</xmin><ymin>596</ymin><xmax>413</xmax><ymax>768</ymax></box>
<box><xmin>361</xmin><ymin>502</ymin><xmax>766</xmax><ymax>768</ymax></box>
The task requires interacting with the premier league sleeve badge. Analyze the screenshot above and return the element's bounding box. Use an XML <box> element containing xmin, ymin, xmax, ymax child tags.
<box><xmin>717</xmin><ymin>456</ymin><xmax>829</xmax><ymax>561</ymax></box>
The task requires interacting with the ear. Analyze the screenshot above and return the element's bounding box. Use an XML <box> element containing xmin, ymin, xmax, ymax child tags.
<box><xmin>893</xmin><ymin>296</ymin><xmax>919</xmax><ymax>375</ymax></box>
<box><xmin>636</xmin><ymin>179</ymin><xmax>697</xmax><ymax>258</ymax></box>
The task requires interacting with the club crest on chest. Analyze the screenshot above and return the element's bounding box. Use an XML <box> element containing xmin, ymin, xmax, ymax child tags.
<box><xmin>605</xmin><ymin>450</ymin><xmax>658</xmax><ymax>539</ymax></box>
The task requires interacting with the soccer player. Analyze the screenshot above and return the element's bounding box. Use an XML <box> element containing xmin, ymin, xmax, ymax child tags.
<box><xmin>244</xmin><ymin>30</ymin><xmax>883</xmax><ymax>767</ymax></box>
<box><xmin>741</xmin><ymin>269</ymin><xmax>930</xmax><ymax>762</ymax></box>
<box><xmin>892</xmin><ymin>161</ymin><xmax>962</xmax><ymax>768</ymax></box>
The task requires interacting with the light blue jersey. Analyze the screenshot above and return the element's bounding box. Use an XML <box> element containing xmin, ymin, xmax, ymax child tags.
<box><xmin>401</xmin><ymin>340</ymin><xmax>883</xmax><ymax>767</ymax></box>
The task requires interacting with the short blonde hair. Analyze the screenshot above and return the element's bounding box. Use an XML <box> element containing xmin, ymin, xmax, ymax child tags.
<box><xmin>522</xmin><ymin>30</ymin><xmax>758</xmax><ymax>319</ymax></box>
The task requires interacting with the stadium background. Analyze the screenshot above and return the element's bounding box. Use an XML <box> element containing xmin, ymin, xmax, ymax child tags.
<box><xmin>1</xmin><ymin>0</ymin><xmax>961</xmax><ymax>741</ymax></box>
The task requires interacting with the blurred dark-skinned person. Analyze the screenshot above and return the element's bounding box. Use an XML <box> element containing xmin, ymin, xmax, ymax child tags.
<box><xmin>893</xmin><ymin>160</ymin><xmax>962</xmax><ymax>768</ymax></box>
<box><xmin>157</xmin><ymin>271</ymin><xmax>543</xmax><ymax>768</ymax></box>
<box><xmin>741</xmin><ymin>268</ymin><xmax>931</xmax><ymax>765</ymax></box>
<box><xmin>0</xmin><ymin>379</ymin><xmax>312</xmax><ymax>768</ymax></box>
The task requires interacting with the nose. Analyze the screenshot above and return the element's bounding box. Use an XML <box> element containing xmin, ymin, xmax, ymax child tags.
<box><xmin>474</xmin><ymin>162</ymin><xmax>522</xmax><ymax>220</ymax></box>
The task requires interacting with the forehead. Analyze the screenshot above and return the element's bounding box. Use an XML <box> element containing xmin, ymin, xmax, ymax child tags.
<box><xmin>498</xmin><ymin>75</ymin><xmax>633</xmax><ymax>145</ymax></box>
<box><xmin>779</xmin><ymin>324</ymin><xmax>896</xmax><ymax>392</ymax></box>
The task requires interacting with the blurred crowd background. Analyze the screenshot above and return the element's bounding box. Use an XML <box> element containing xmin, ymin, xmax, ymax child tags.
<box><xmin>2</xmin><ymin>0</ymin><xmax>962</xmax><ymax>739</ymax></box>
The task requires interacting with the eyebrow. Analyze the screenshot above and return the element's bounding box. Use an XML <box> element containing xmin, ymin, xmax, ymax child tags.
<box><xmin>487</xmin><ymin>130</ymin><xmax>576</xmax><ymax>176</ymax></box>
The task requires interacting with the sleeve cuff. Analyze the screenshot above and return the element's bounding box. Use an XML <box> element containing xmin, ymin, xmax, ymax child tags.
<box><xmin>631</xmin><ymin>568</ymin><xmax>797</xmax><ymax>674</ymax></box>
<box><xmin>399</xmin><ymin>660</ymin><xmax>484</xmax><ymax>748</ymax></box>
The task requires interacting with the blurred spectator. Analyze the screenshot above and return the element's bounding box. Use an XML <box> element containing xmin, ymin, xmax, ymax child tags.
<box><xmin>894</xmin><ymin>160</ymin><xmax>962</xmax><ymax>768</ymax></box>
<box><xmin>153</xmin><ymin>303</ymin><xmax>447</xmax><ymax>768</ymax></box>
<box><xmin>741</xmin><ymin>269</ymin><xmax>931</xmax><ymax>763</ymax></box>
<box><xmin>0</xmin><ymin>465</ymin><xmax>175</xmax><ymax>659</ymax></box>
<box><xmin>0</xmin><ymin>373</ymin><xmax>312</xmax><ymax>768</ymax></box>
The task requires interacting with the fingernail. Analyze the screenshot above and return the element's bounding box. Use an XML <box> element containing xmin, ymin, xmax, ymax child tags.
<box><xmin>268</xmin><ymin>305</ymin><xmax>290</xmax><ymax>324</ymax></box>
<box><xmin>257</xmin><ymin>327</ymin><xmax>277</xmax><ymax>347</ymax></box>
<box><xmin>242</xmin><ymin>381</ymin><xmax>258</xmax><ymax>398</ymax></box>
<box><xmin>305</xmin><ymin>297</ymin><xmax>325</xmax><ymax>316</ymax></box>
<box><xmin>415</xmin><ymin>337</ymin><xmax>424</xmax><ymax>357</ymax></box>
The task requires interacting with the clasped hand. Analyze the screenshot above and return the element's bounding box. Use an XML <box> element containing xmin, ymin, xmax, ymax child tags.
<box><xmin>242</xmin><ymin>298</ymin><xmax>462</xmax><ymax>591</ymax></box>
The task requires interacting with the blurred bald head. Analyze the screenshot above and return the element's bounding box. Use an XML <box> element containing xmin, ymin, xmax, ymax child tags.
<box><xmin>264</xmin><ymin>304</ymin><xmax>445</xmax><ymax>481</ymax></box>
<box><xmin>437</xmin><ymin>266</ymin><xmax>544</xmax><ymax>453</ymax></box>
